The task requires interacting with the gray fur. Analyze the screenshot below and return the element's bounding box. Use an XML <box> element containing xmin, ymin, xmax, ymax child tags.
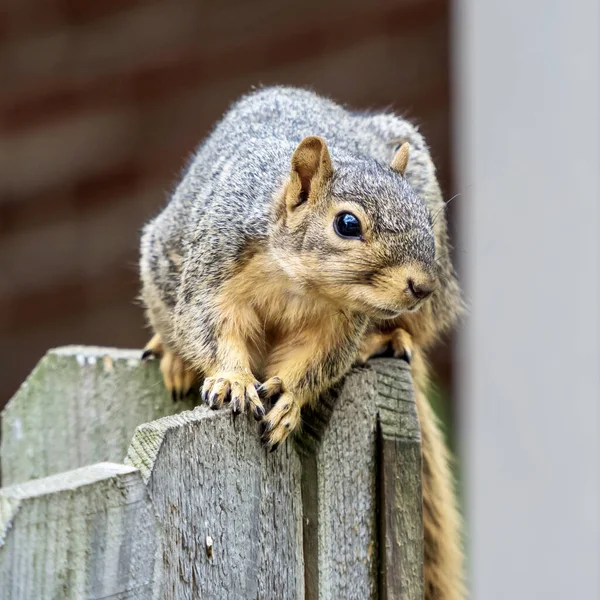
<box><xmin>140</xmin><ymin>86</ymin><xmax>461</xmax><ymax>367</ymax></box>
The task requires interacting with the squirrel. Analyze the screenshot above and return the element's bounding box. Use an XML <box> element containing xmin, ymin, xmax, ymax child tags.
<box><xmin>139</xmin><ymin>86</ymin><xmax>465</xmax><ymax>600</ymax></box>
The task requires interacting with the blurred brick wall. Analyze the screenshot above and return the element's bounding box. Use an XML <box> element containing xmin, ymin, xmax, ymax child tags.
<box><xmin>0</xmin><ymin>0</ymin><xmax>453</xmax><ymax>408</ymax></box>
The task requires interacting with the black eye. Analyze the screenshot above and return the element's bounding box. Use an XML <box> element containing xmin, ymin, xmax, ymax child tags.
<box><xmin>334</xmin><ymin>212</ymin><xmax>362</xmax><ymax>239</ymax></box>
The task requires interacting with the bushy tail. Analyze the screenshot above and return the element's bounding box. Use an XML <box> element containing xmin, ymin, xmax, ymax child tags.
<box><xmin>412</xmin><ymin>350</ymin><xmax>466</xmax><ymax>600</ymax></box>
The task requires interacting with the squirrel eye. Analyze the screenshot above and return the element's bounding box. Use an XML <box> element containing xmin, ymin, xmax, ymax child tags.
<box><xmin>334</xmin><ymin>212</ymin><xmax>362</xmax><ymax>239</ymax></box>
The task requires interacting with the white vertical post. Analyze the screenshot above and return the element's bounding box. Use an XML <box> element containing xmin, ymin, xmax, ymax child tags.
<box><xmin>454</xmin><ymin>1</ymin><xmax>599</xmax><ymax>598</ymax></box>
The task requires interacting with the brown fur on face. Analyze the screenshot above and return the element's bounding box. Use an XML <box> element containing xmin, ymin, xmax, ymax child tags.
<box><xmin>391</xmin><ymin>142</ymin><xmax>410</xmax><ymax>175</ymax></box>
<box><xmin>272</xmin><ymin>137</ymin><xmax>438</xmax><ymax>321</ymax></box>
<box><xmin>287</xmin><ymin>135</ymin><xmax>333</xmax><ymax>210</ymax></box>
<box><xmin>270</xmin><ymin>227</ymin><xmax>438</xmax><ymax>320</ymax></box>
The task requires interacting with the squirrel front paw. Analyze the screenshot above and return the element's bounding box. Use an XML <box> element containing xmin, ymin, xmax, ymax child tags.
<box><xmin>201</xmin><ymin>372</ymin><xmax>265</xmax><ymax>420</ymax></box>
<box><xmin>259</xmin><ymin>392</ymin><xmax>302</xmax><ymax>452</ymax></box>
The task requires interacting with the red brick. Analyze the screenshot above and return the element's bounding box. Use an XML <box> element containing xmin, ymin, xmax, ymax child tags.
<box><xmin>6</xmin><ymin>278</ymin><xmax>88</xmax><ymax>332</ymax></box>
<box><xmin>0</xmin><ymin>258</ymin><xmax>139</xmax><ymax>333</ymax></box>
<box><xmin>0</xmin><ymin>1</ymin><xmax>64</xmax><ymax>42</ymax></box>
<box><xmin>0</xmin><ymin>191</ymin><xmax>76</xmax><ymax>236</ymax></box>
<box><xmin>0</xmin><ymin>144</ymin><xmax>190</xmax><ymax>236</ymax></box>
<box><xmin>1</xmin><ymin>79</ymin><xmax>130</xmax><ymax>133</ymax></box>
<box><xmin>128</xmin><ymin>2</ymin><xmax>443</xmax><ymax>102</ymax></box>
<box><xmin>72</xmin><ymin>163</ymin><xmax>142</xmax><ymax>208</ymax></box>
<box><xmin>1</xmin><ymin>1</ymin><xmax>203</xmax><ymax>95</ymax></box>
<box><xmin>130</xmin><ymin>19</ymin><xmax>449</xmax><ymax>163</ymax></box>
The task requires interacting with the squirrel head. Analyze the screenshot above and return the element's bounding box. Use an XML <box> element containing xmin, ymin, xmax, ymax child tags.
<box><xmin>271</xmin><ymin>136</ymin><xmax>438</xmax><ymax>319</ymax></box>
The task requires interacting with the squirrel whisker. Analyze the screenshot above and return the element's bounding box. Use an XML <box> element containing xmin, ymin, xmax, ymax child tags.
<box><xmin>431</xmin><ymin>192</ymin><xmax>462</xmax><ymax>226</ymax></box>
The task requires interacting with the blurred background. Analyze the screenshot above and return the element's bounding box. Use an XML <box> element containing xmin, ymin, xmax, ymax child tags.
<box><xmin>1</xmin><ymin>0</ymin><xmax>598</xmax><ymax>598</ymax></box>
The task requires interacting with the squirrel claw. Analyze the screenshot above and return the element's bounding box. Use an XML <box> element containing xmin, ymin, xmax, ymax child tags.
<box><xmin>357</xmin><ymin>328</ymin><xmax>414</xmax><ymax>365</ymax></box>
<box><xmin>256</xmin><ymin>377</ymin><xmax>283</xmax><ymax>403</ymax></box>
<box><xmin>259</xmin><ymin>419</ymin><xmax>272</xmax><ymax>436</ymax></box>
<box><xmin>231</xmin><ymin>395</ymin><xmax>243</xmax><ymax>415</ymax></box>
<box><xmin>142</xmin><ymin>334</ymin><xmax>164</xmax><ymax>361</ymax></box>
<box><xmin>253</xmin><ymin>404</ymin><xmax>266</xmax><ymax>421</ymax></box>
<box><xmin>390</xmin><ymin>328</ymin><xmax>413</xmax><ymax>364</ymax></box>
<box><xmin>158</xmin><ymin>347</ymin><xmax>198</xmax><ymax>401</ymax></box>
<box><xmin>395</xmin><ymin>348</ymin><xmax>411</xmax><ymax>364</ymax></box>
<box><xmin>202</xmin><ymin>372</ymin><xmax>265</xmax><ymax>417</ymax></box>
<box><xmin>208</xmin><ymin>391</ymin><xmax>224</xmax><ymax>410</ymax></box>
<box><xmin>201</xmin><ymin>386</ymin><xmax>210</xmax><ymax>405</ymax></box>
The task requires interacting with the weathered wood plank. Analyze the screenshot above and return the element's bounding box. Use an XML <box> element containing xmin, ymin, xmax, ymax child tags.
<box><xmin>1</xmin><ymin>346</ymin><xmax>194</xmax><ymax>485</ymax></box>
<box><xmin>296</xmin><ymin>358</ymin><xmax>423</xmax><ymax>600</ymax></box>
<box><xmin>373</xmin><ymin>360</ymin><xmax>424</xmax><ymax>600</ymax></box>
<box><xmin>297</xmin><ymin>369</ymin><xmax>380</xmax><ymax>600</ymax></box>
<box><xmin>0</xmin><ymin>462</ymin><xmax>160</xmax><ymax>600</ymax></box>
<box><xmin>125</xmin><ymin>407</ymin><xmax>305</xmax><ymax>600</ymax></box>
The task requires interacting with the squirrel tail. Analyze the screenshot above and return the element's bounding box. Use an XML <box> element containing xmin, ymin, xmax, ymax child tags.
<box><xmin>411</xmin><ymin>350</ymin><xmax>466</xmax><ymax>600</ymax></box>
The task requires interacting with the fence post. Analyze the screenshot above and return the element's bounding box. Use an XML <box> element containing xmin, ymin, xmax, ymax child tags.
<box><xmin>296</xmin><ymin>359</ymin><xmax>423</xmax><ymax>600</ymax></box>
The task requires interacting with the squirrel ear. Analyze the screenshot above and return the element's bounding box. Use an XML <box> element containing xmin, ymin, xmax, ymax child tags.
<box><xmin>289</xmin><ymin>136</ymin><xmax>332</xmax><ymax>208</ymax></box>
<box><xmin>391</xmin><ymin>142</ymin><xmax>410</xmax><ymax>176</ymax></box>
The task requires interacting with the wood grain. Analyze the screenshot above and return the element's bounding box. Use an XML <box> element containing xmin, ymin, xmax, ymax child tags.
<box><xmin>297</xmin><ymin>358</ymin><xmax>423</xmax><ymax>600</ymax></box>
<box><xmin>0</xmin><ymin>462</ymin><xmax>160</xmax><ymax>599</ymax></box>
<box><xmin>126</xmin><ymin>407</ymin><xmax>305</xmax><ymax>599</ymax></box>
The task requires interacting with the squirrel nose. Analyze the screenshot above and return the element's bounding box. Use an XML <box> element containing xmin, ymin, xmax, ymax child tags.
<box><xmin>407</xmin><ymin>278</ymin><xmax>436</xmax><ymax>301</ymax></box>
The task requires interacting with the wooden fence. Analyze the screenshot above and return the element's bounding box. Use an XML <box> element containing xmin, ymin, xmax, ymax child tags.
<box><xmin>0</xmin><ymin>346</ymin><xmax>423</xmax><ymax>599</ymax></box>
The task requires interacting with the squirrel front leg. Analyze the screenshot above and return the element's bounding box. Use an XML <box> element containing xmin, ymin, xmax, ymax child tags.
<box><xmin>259</xmin><ymin>317</ymin><xmax>366</xmax><ymax>450</ymax></box>
<box><xmin>199</xmin><ymin>323</ymin><xmax>266</xmax><ymax>420</ymax></box>
<box><xmin>174</xmin><ymin>269</ymin><xmax>266</xmax><ymax>419</ymax></box>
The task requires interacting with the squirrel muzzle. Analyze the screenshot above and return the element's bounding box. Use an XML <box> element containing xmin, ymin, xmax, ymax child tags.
<box><xmin>363</xmin><ymin>262</ymin><xmax>439</xmax><ymax>319</ymax></box>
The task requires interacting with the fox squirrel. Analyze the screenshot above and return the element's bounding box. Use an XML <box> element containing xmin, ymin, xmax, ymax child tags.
<box><xmin>139</xmin><ymin>86</ymin><xmax>464</xmax><ymax>600</ymax></box>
